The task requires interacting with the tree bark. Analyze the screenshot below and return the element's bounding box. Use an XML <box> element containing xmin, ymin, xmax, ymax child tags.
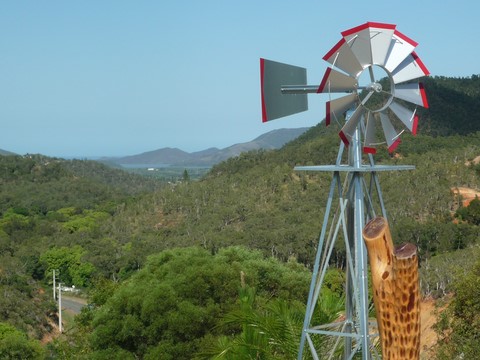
<box><xmin>363</xmin><ymin>217</ymin><xmax>420</xmax><ymax>360</ymax></box>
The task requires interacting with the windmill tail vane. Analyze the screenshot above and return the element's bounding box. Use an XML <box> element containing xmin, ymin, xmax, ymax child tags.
<box><xmin>260</xmin><ymin>21</ymin><xmax>429</xmax><ymax>154</ymax></box>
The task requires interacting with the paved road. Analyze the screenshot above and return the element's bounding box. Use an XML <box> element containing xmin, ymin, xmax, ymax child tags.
<box><xmin>61</xmin><ymin>295</ymin><xmax>87</xmax><ymax>314</ymax></box>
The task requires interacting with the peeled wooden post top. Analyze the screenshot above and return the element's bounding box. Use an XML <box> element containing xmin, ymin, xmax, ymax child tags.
<box><xmin>363</xmin><ymin>217</ymin><xmax>418</xmax><ymax>259</ymax></box>
<box><xmin>363</xmin><ymin>217</ymin><xmax>387</xmax><ymax>239</ymax></box>
<box><xmin>394</xmin><ymin>243</ymin><xmax>417</xmax><ymax>259</ymax></box>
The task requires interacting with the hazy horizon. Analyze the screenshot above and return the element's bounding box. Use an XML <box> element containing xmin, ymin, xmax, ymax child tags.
<box><xmin>1</xmin><ymin>1</ymin><xmax>478</xmax><ymax>157</ymax></box>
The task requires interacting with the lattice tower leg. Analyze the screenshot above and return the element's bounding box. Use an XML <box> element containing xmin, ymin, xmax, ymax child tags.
<box><xmin>297</xmin><ymin>129</ymin><xmax>386</xmax><ymax>360</ymax></box>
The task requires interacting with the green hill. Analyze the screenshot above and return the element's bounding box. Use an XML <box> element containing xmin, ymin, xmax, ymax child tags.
<box><xmin>0</xmin><ymin>149</ymin><xmax>16</xmax><ymax>156</ymax></box>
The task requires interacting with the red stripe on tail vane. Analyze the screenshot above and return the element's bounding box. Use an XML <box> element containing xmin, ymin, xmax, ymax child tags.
<box><xmin>260</xmin><ymin>58</ymin><xmax>268</xmax><ymax>122</ymax></box>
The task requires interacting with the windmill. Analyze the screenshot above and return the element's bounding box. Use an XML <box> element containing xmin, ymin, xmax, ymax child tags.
<box><xmin>260</xmin><ymin>22</ymin><xmax>429</xmax><ymax>359</ymax></box>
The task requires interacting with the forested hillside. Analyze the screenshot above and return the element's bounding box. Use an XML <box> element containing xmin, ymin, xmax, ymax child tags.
<box><xmin>417</xmin><ymin>75</ymin><xmax>480</xmax><ymax>136</ymax></box>
<box><xmin>0</xmin><ymin>75</ymin><xmax>479</xmax><ymax>358</ymax></box>
<box><xmin>0</xmin><ymin>156</ymin><xmax>162</xmax><ymax>351</ymax></box>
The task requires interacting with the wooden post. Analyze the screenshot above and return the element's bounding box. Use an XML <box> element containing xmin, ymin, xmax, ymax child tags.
<box><xmin>363</xmin><ymin>217</ymin><xmax>420</xmax><ymax>360</ymax></box>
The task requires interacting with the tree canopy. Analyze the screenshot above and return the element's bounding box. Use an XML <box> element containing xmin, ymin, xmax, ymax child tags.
<box><xmin>79</xmin><ymin>246</ymin><xmax>313</xmax><ymax>359</ymax></box>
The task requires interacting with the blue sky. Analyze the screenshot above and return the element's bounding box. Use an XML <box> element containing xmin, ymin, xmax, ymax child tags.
<box><xmin>1</xmin><ymin>1</ymin><xmax>478</xmax><ymax>157</ymax></box>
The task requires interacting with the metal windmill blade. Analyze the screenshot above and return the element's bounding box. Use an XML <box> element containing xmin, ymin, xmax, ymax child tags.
<box><xmin>384</xmin><ymin>29</ymin><xmax>418</xmax><ymax>73</ymax></box>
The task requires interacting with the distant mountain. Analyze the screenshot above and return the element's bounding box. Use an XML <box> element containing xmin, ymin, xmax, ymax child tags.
<box><xmin>118</xmin><ymin>147</ymin><xmax>190</xmax><ymax>165</ymax></box>
<box><xmin>108</xmin><ymin>128</ymin><xmax>310</xmax><ymax>167</ymax></box>
<box><xmin>0</xmin><ymin>149</ymin><xmax>17</xmax><ymax>156</ymax></box>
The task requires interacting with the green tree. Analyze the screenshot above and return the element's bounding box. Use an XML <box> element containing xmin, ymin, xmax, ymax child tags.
<box><xmin>198</xmin><ymin>286</ymin><xmax>301</xmax><ymax>360</ymax></box>
<box><xmin>435</xmin><ymin>259</ymin><xmax>480</xmax><ymax>359</ymax></box>
<box><xmin>0</xmin><ymin>322</ymin><xmax>45</xmax><ymax>359</ymax></box>
<box><xmin>40</xmin><ymin>245</ymin><xmax>96</xmax><ymax>287</ymax></box>
<box><xmin>456</xmin><ymin>196</ymin><xmax>480</xmax><ymax>225</ymax></box>
<box><xmin>183</xmin><ymin>169</ymin><xmax>190</xmax><ymax>182</ymax></box>
<box><xmin>87</xmin><ymin>246</ymin><xmax>311</xmax><ymax>360</ymax></box>
<box><xmin>197</xmin><ymin>281</ymin><xmax>345</xmax><ymax>360</ymax></box>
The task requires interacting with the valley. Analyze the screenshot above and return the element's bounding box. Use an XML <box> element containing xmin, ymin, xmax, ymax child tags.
<box><xmin>0</xmin><ymin>76</ymin><xmax>479</xmax><ymax>359</ymax></box>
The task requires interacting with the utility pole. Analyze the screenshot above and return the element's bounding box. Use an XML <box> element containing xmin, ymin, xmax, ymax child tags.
<box><xmin>53</xmin><ymin>269</ymin><xmax>57</xmax><ymax>300</ymax></box>
<box><xmin>58</xmin><ymin>282</ymin><xmax>62</xmax><ymax>333</ymax></box>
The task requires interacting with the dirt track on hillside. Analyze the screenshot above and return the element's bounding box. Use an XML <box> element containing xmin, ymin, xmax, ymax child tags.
<box><xmin>451</xmin><ymin>186</ymin><xmax>480</xmax><ymax>207</ymax></box>
<box><xmin>420</xmin><ymin>297</ymin><xmax>447</xmax><ymax>358</ymax></box>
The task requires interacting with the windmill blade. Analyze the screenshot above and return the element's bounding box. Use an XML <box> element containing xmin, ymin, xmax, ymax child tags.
<box><xmin>260</xmin><ymin>58</ymin><xmax>308</xmax><ymax>122</ymax></box>
<box><xmin>326</xmin><ymin>93</ymin><xmax>357</xmax><ymax>126</ymax></box>
<box><xmin>391</xmin><ymin>52</ymin><xmax>430</xmax><ymax>84</ymax></box>
<box><xmin>342</xmin><ymin>22</ymin><xmax>396</xmax><ymax>67</ymax></box>
<box><xmin>342</xmin><ymin>23</ymin><xmax>373</xmax><ymax>68</ymax></box>
<box><xmin>363</xmin><ymin>111</ymin><xmax>377</xmax><ymax>154</ymax></box>
<box><xmin>389</xmin><ymin>101</ymin><xmax>418</xmax><ymax>134</ymax></box>
<box><xmin>380</xmin><ymin>112</ymin><xmax>402</xmax><ymax>152</ymax></box>
<box><xmin>384</xmin><ymin>30</ymin><xmax>418</xmax><ymax>73</ymax></box>
<box><xmin>323</xmin><ymin>38</ymin><xmax>363</xmax><ymax>77</ymax></box>
<box><xmin>339</xmin><ymin>105</ymin><xmax>365</xmax><ymax>146</ymax></box>
<box><xmin>317</xmin><ymin>67</ymin><xmax>357</xmax><ymax>93</ymax></box>
<box><xmin>394</xmin><ymin>82</ymin><xmax>429</xmax><ymax>108</ymax></box>
<box><xmin>368</xmin><ymin>23</ymin><xmax>397</xmax><ymax>65</ymax></box>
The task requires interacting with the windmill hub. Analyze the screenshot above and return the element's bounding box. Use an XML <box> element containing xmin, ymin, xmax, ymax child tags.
<box><xmin>366</xmin><ymin>82</ymin><xmax>382</xmax><ymax>93</ymax></box>
<box><xmin>356</xmin><ymin>64</ymin><xmax>394</xmax><ymax>114</ymax></box>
